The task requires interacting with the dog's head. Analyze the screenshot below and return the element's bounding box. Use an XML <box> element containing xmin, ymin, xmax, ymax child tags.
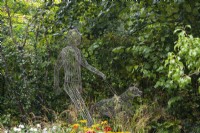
<box><xmin>128</xmin><ymin>86</ymin><xmax>142</xmax><ymax>97</ymax></box>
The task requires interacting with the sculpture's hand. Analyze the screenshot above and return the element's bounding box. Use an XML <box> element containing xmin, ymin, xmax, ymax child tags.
<box><xmin>102</xmin><ymin>73</ymin><xmax>106</xmax><ymax>80</ymax></box>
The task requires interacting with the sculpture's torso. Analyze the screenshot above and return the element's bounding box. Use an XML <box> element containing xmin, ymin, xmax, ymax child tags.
<box><xmin>61</xmin><ymin>45</ymin><xmax>82</xmax><ymax>84</ymax></box>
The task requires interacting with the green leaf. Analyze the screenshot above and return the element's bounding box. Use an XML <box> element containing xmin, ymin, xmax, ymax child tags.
<box><xmin>185</xmin><ymin>25</ymin><xmax>191</xmax><ymax>29</ymax></box>
<box><xmin>126</xmin><ymin>66</ymin><xmax>133</xmax><ymax>72</ymax></box>
<box><xmin>198</xmin><ymin>86</ymin><xmax>200</xmax><ymax>94</ymax></box>
<box><xmin>161</xmin><ymin>37</ymin><xmax>165</xmax><ymax>42</ymax></box>
<box><xmin>168</xmin><ymin>96</ymin><xmax>182</xmax><ymax>108</ymax></box>
<box><xmin>112</xmin><ymin>46</ymin><xmax>125</xmax><ymax>53</ymax></box>
<box><xmin>174</xmin><ymin>28</ymin><xmax>182</xmax><ymax>34</ymax></box>
<box><xmin>185</xmin><ymin>4</ymin><xmax>192</xmax><ymax>12</ymax></box>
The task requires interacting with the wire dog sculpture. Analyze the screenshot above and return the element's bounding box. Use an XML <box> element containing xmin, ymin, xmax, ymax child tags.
<box><xmin>54</xmin><ymin>28</ymin><xmax>106</xmax><ymax>126</ymax></box>
<box><xmin>90</xmin><ymin>86</ymin><xmax>142</xmax><ymax>118</ymax></box>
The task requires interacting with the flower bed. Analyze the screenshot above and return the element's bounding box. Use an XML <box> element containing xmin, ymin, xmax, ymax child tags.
<box><xmin>1</xmin><ymin>120</ymin><xmax>131</xmax><ymax>133</ymax></box>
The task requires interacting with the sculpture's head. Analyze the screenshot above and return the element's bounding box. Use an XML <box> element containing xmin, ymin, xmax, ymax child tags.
<box><xmin>67</xmin><ymin>28</ymin><xmax>82</xmax><ymax>46</ymax></box>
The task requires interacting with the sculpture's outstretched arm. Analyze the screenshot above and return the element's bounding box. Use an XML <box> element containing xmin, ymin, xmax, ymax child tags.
<box><xmin>79</xmin><ymin>52</ymin><xmax>106</xmax><ymax>80</ymax></box>
<box><xmin>54</xmin><ymin>52</ymin><xmax>63</xmax><ymax>94</ymax></box>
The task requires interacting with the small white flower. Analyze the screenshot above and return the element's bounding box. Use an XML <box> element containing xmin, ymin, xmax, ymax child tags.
<box><xmin>52</xmin><ymin>125</ymin><xmax>57</xmax><ymax>130</ymax></box>
<box><xmin>13</xmin><ymin>127</ymin><xmax>17</xmax><ymax>131</ymax></box>
<box><xmin>42</xmin><ymin>128</ymin><xmax>48</xmax><ymax>133</ymax></box>
<box><xmin>13</xmin><ymin>127</ymin><xmax>21</xmax><ymax>132</ymax></box>
<box><xmin>34</xmin><ymin>128</ymin><xmax>37</xmax><ymax>131</ymax></box>
<box><xmin>36</xmin><ymin>124</ymin><xmax>41</xmax><ymax>128</ymax></box>
<box><xmin>30</xmin><ymin>127</ymin><xmax>37</xmax><ymax>132</ymax></box>
<box><xmin>19</xmin><ymin>124</ymin><xmax>25</xmax><ymax>129</ymax></box>
<box><xmin>4</xmin><ymin>130</ymin><xmax>8</xmax><ymax>133</ymax></box>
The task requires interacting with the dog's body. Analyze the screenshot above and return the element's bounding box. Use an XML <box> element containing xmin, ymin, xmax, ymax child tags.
<box><xmin>90</xmin><ymin>86</ymin><xmax>142</xmax><ymax>118</ymax></box>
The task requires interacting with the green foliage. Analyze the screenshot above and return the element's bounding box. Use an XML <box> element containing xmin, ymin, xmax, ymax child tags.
<box><xmin>0</xmin><ymin>0</ymin><xmax>200</xmax><ymax>132</ymax></box>
<box><xmin>165</xmin><ymin>28</ymin><xmax>200</xmax><ymax>89</ymax></box>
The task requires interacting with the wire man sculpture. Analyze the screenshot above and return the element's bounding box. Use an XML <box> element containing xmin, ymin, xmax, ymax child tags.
<box><xmin>90</xmin><ymin>86</ymin><xmax>142</xmax><ymax>118</ymax></box>
<box><xmin>54</xmin><ymin>28</ymin><xmax>106</xmax><ymax>126</ymax></box>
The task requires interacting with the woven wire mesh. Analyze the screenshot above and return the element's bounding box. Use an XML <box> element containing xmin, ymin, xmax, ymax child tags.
<box><xmin>54</xmin><ymin>28</ymin><xmax>106</xmax><ymax>126</ymax></box>
<box><xmin>90</xmin><ymin>86</ymin><xmax>142</xmax><ymax>118</ymax></box>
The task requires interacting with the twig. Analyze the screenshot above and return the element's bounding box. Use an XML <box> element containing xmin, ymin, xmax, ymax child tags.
<box><xmin>188</xmin><ymin>71</ymin><xmax>200</xmax><ymax>77</ymax></box>
<box><xmin>5</xmin><ymin>0</ymin><xmax>18</xmax><ymax>47</ymax></box>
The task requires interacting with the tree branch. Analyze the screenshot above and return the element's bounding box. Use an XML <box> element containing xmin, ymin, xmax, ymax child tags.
<box><xmin>5</xmin><ymin>0</ymin><xmax>18</xmax><ymax>46</ymax></box>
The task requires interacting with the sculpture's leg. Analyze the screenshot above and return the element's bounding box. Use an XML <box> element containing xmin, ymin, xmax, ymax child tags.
<box><xmin>64</xmin><ymin>83</ymin><xmax>93</xmax><ymax>126</ymax></box>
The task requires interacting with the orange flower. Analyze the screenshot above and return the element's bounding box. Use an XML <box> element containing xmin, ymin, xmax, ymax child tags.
<box><xmin>72</xmin><ymin>124</ymin><xmax>79</xmax><ymax>129</ymax></box>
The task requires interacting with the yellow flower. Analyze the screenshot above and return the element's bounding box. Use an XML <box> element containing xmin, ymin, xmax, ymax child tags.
<box><xmin>79</xmin><ymin>119</ymin><xmax>87</xmax><ymax>123</ymax></box>
<box><xmin>114</xmin><ymin>132</ymin><xmax>131</xmax><ymax>133</ymax></box>
<box><xmin>91</xmin><ymin>124</ymin><xmax>100</xmax><ymax>128</ymax></box>
<box><xmin>86</xmin><ymin>128</ymin><xmax>93</xmax><ymax>131</ymax></box>
<box><xmin>101</xmin><ymin>120</ymin><xmax>108</xmax><ymax>125</ymax></box>
<box><xmin>83</xmin><ymin>127</ymin><xmax>89</xmax><ymax>131</ymax></box>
